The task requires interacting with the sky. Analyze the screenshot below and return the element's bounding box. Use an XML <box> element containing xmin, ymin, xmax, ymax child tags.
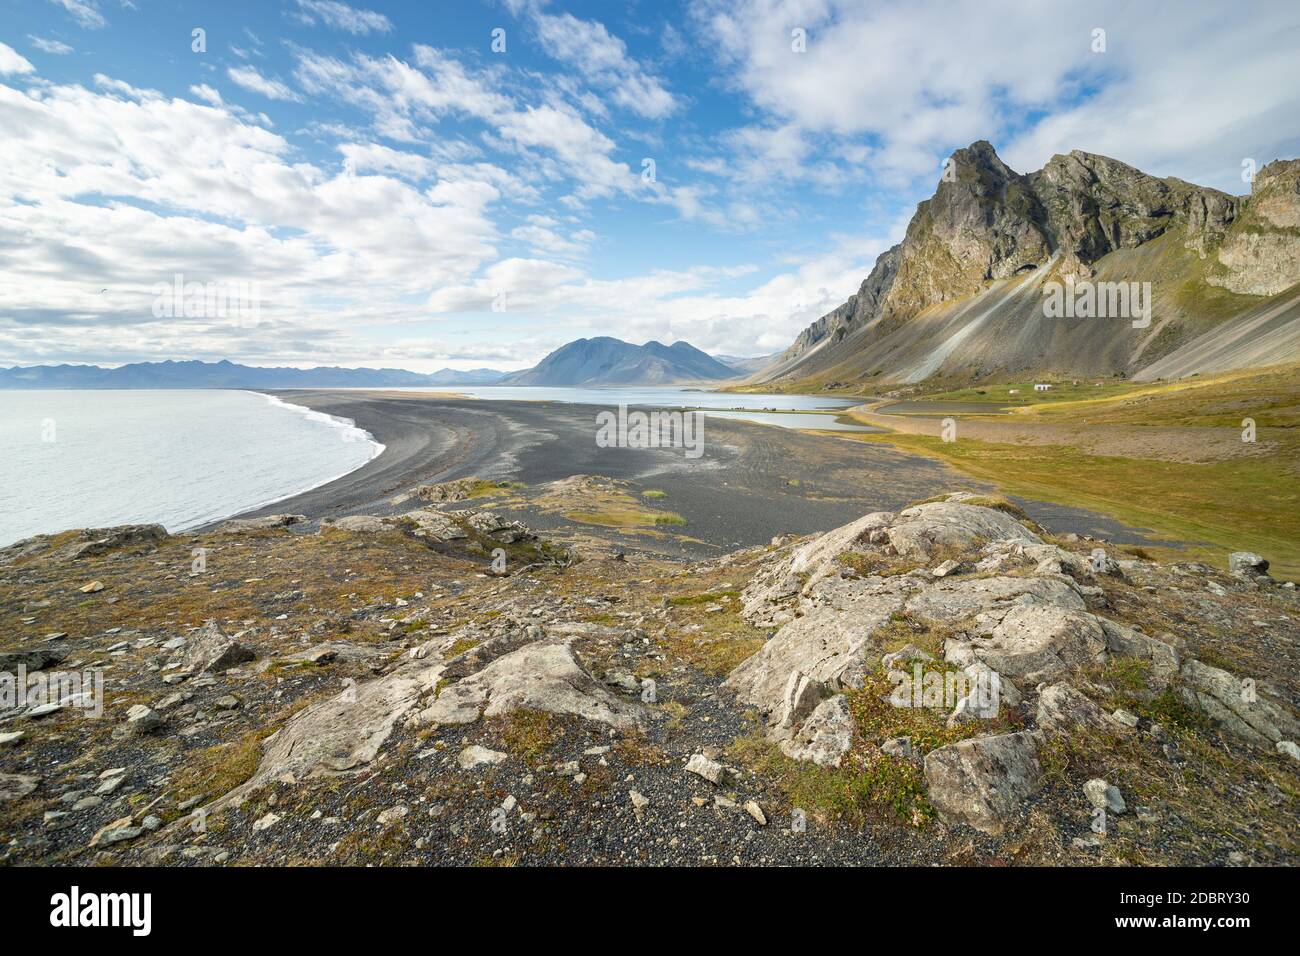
<box><xmin>1</xmin><ymin>0</ymin><xmax>1298</xmax><ymax>372</ymax></box>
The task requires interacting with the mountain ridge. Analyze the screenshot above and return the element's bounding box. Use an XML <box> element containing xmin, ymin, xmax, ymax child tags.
<box><xmin>0</xmin><ymin>359</ymin><xmax>507</xmax><ymax>389</ymax></box>
<box><xmin>502</xmin><ymin>337</ymin><xmax>739</xmax><ymax>386</ymax></box>
<box><xmin>752</xmin><ymin>142</ymin><xmax>1300</xmax><ymax>388</ymax></box>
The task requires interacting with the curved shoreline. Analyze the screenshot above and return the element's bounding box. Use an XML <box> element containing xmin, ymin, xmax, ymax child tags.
<box><xmin>216</xmin><ymin>389</ymin><xmax>1174</xmax><ymax>556</ymax></box>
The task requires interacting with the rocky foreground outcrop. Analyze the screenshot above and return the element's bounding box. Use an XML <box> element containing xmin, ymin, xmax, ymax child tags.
<box><xmin>723</xmin><ymin>493</ymin><xmax>1299</xmax><ymax>834</ymax></box>
<box><xmin>1</xmin><ymin>491</ymin><xmax>1296</xmax><ymax>865</ymax></box>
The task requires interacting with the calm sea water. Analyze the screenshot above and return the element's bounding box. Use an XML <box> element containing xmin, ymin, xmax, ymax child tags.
<box><xmin>393</xmin><ymin>385</ymin><xmax>861</xmax><ymax>411</ymax></box>
<box><xmin>0</xmin><ymin>390</ymin><xmax>382</xmax><ymax>547</ymax></box>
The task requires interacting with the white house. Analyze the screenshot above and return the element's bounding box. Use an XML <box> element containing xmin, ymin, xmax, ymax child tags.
<box><xmin>1033</xmin><ymin>383</ymin><xmax>1052</xmax><ymax>392</ymax></box>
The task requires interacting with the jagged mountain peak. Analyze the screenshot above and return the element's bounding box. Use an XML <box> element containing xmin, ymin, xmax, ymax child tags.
<box><xmin>753</xmin><ymin>140</ymin><xmax>1300</xmax><ymax>388</ymax></box>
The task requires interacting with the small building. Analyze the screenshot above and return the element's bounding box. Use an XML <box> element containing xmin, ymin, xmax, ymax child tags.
<box><xmin>1033</xmin><ymin>383</ymin><xmax>1052</xmax><ymax>392</ymax></box>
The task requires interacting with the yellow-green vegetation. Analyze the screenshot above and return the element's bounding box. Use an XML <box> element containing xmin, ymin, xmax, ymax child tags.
<box><xmin>168</xmin><ymin>728</ymin><xmax>272</xmax><ymax>811</ymax></box>
<box><xmin>1038</xmin><ymin>722</ymin><xmax>1299</xmax><ymax>864</ymax></box>
<box><xmin>567</xmin><ymin>507</ymin><xmax>686</xmax><ymax>528</ymax></box>
<box><xmin>535</xmin><ymin>477</ymin><xmax>686</xmax><ymax>530</ymax></box>
<box><xmin>847</xmin><ymin>364</ymin><xmax>1300</xmax><ymax>577</ymax></box>
<box><xmin>445</xmin><ymin>636</ymin><xmax>480</xmax><ymax>657</ymax></box>
<box><xmin>492</xmin><ymin>709</ymin><xmax>563</xmax><ymax>767</ymax></box>
<box><xmin>667</xmin><ymin>589</ymin><xmax>739</xmax><ymax>607</ymax></box>
<box><xmin>641</xmin><ymin>488</ymin><xmax>668</xmax><ymax>499</ymax></box>
<box><xmin>731</xmin><ymin>669</ymin><xmax>1023</xmax><ymax>827</ymax></box>
<box><xmin>924</xmin><ymin>380</ymin><xmax>1142</xmax><ymax>406</ymax></box>
<box><xmin>871</xmin><ymin>611</ymin><xmax>957</xmax><ymax>658</ymax></box>
<box><xmin>652</xmin><ymin>589</ymin><xmax>766</xmax><ymax>676</ymax></box>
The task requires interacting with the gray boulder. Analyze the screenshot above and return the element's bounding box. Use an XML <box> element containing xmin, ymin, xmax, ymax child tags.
<box><xmin>780</xmin><ymin>694</ymin><xmax>854</xmax><ymax>767</ymax></box>
<box><xmin>179</xmin><ymin>620</ymin><xmax>255</xmax><ymax>673</ymax></box>
<box><xmin>969</xmin><ymin>604</ymin><xmax>1107</xmax><ymax>683</ymax></box>
<box><xmin>924</xmin><ymin>730</ymin><xmax>1044</xmax><ymax>835</ymax></box>
<box><xmin>1036</xmin><ymin>683</ymin><xmax>1115</xmax><ymax>734</ymax></box>
<box><xmin>419</xmin><ymin>640</ymin><xmax>644</xmax><ymax>730</ymax></box>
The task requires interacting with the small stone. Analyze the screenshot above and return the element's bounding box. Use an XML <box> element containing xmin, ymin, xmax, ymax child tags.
<box><xmin>457</xmin><ymin>745</ymin><xmax>507</xmax><ymax>770</ymax></box>
<box><xmin>79</xmin><ymin>581</ymin><xmax>105</xmax><ymax>593</ymax></box>
<box><xmin>932</xmin><ymin>559</ymin><xmax>966</xmax><ymax>578</ymax></box>
<box><xmin>142</xmin><ymin>814</ymin><xmax>162</xmax><ymax>831</ymax></box>
<box><xmin>1228</xmin><ymin>552</ymin><xmax>1269</xmax><ymax>574</ymax></box>
<box><xmin>92</xmin><ymin>817</ymin><xmax>143</xmax><ymax>847</ymax></box>
<box><xmin>124</xmin><ymin>704</ymin><xmax>163</xmax><ymax>735</ymax></box>
<box><xmin>44</xmin><ymin>810</ymin><xmax>73</xmax><ymax>829</ymax></box>
<box><xmin>629</xmin><ymin>791</ymin><xmax>649</xmax><ymax>811</ymax></box>
<box><xmin>573</xmin><ymin>772</ymin><xmax>587</xmax><ymax>785</ymax></box>
<box><xmin>377</xmin><ymin>805</ymin><xmax>409</xmax><ymax>825</ymax></box>
<box><xmin>1276</xmin><ymin>740</ymin><xmax>1300</xmax><ymax>762</ymax></box>
<box><xmin>252</xmin><ymin>812</ymin><xmax>281</xmax><ymax>832</ymax></box>
<box><xmin>1112</xmin><ymin>709</ymin><xmax>1140</xmax><ymax>728</ymax></box>
<box><xmin>881</xmin><ymin>736</ymin><xmax>915</xmax><ymax>760</ymax></box>
<box><xmin>554</xmin><ymin>760</ymin><xmax>581</xmax><ymax>777</ymax></box>
<box><xmin>1083</xmin><ymin>778</ymin><xmax>1126</xmax><ymax>814</ymax></box>
<box><xmin>214</xmin><ymin>695</ymin><xmax>241</xmax><ymax>710</ymax></box>
<box><xmin>95</xmin><ymin>775</ymin><xmax>126</xmax><ymax>796</ymax></box>
<box><xmin>685</xmin><ymin>753</ymin><xmax>730</xmax><ymax>785</ymax></box>
<box><xmin>73</xmin><ymin>795</ymin><xmax>103</xmax><ymax>811</ymax></box>
<box><xmin>0</xmin><ymin>731</ymin><xmax>24</xmax><ymax>747</ymax></box>
<box><xmin>744</xmin><ymin>800</ymin><xmax>768</xmax><ymax>825</ymax></box>
<box><xmin>213</xmin><ymin>851</ymin><xmax>230</xmax><ymax>864</ymax></box>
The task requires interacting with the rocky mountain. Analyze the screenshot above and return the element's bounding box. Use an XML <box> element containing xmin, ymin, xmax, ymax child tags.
<box><xmin>503</xmin><ymin>337</ymin><xmax>738</xmax><ymax>386</ymax></box>
<box><xmin>0</xmin><ymin>359</ymin><xmax>506</xmax><ymax>389</ymax></box>
<box><xmin>755</xmin><ymin>142</ymin><xmax>1300</xmax><ymax>388</ymax></box>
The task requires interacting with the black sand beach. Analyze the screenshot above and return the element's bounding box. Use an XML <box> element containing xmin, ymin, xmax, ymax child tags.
<box><xmin>221</xmin><ymin>390</ymin><xmax>1170</xmax><ymax>559</ymax></box>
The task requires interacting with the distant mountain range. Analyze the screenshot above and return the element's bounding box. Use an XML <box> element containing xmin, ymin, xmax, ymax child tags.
<box><xmin>501</xmin><ymin>337</ymin><xmax>739</xmax><ymax>386</ymax></box>
<box><xmin>0</xmin><ymin>359</ymin><xmax>508</xmax><ymax>389</ymax></box>
<box><xmin>751</xmin><ymin>141</ymin><xmax>1300</xmax><ymax>388</ymax></box>
<box><xmin>0</xmin><ymin>346</ymin><xmax>771</xmax><ymax>390</ymax></box>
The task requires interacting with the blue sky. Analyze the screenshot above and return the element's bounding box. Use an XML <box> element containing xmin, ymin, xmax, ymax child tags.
<box><xmin>2</xmin><ymin>0</ymin><xmax>1298</xmax><ymax>371</ymax></box>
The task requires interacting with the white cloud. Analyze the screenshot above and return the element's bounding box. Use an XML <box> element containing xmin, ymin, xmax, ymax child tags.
<box><xmin>188</xmin><ymin>84</ymin><xmax>223</xmax><ymax>106</ymax></box>
<box><xmin>509</xmin><ymin>216</ymin><xmax>595</xmax><ymax>258</ymax></box>
<box><xmin>531</xmin><ymin>10</ymin><xmax>677</xmax><ymax>119</ymax></box>
<box><xmin>422</xmin><ymin>233</ymin><xmax>887</xmax><ymax>359</ymax></box>
<box><xmin>47</xmin><ymin>0</ymin><xmax>106</xmax><ymax>30</ymax></box>
<box><xmin>338</xmin><ymin>141</ymin><xmax>432</xmax><ymax>180</ymax></box>
<box><xmin>28</xmin><ymin>36</ymin><xmax>75</xmax><ymax>55</ymax></box>
<box><xmin>227</xmin><ymin>65</ymin><xmax>302</xmax><ymax>103</ymax></box>
<box><xmin>0</xmin><ymin>43</ymin><xmax>36</xmax><ymax>76</ymax></box>
<box><xmin>692</xmin><ymin>0</ymin><xmax>1300</xmax><ymax>192</ymax></box>
<box><xmin>0</xmin><ymin>76</ymin><xmax>505</xmax><ymax>366</ymax></box>
<box><xmin>292</xmin><ymin>0</ymin><xmax>393</xmax><ymax>35</ymax></box>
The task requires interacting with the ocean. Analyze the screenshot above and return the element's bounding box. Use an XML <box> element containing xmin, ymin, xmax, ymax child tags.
<box><xmin>0</xmin><ymin>390</ymin><xmax>383</xmax><ymax>547</ymax></box>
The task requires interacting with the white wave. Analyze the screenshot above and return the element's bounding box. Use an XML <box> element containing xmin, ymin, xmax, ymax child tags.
<box><xmin>252</xmin><ymin>391</ymin><xmax>386</xmax><ymax>460</ymax></box>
